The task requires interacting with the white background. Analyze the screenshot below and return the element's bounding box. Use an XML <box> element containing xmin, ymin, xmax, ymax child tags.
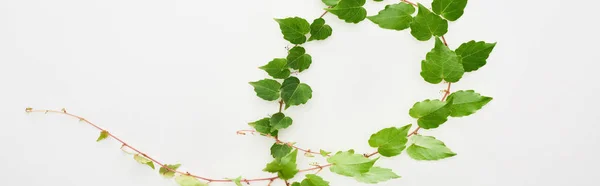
<box><xmin>1</xmin><ymin>0</ymin><xmax>598</xmax><ymax>185</ymax></box>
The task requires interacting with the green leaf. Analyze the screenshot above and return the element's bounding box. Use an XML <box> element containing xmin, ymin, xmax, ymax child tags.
<box><xmin>354</xmin><ymin>167</ymin><xmax>401</xmax><ymax>184</ymax></box>
<box><xmin>301</xmin><ymin>174</ymin><xmax>330</xmax><ymax>186</ymax></box>
<box><xmin>259</xmin><ymin>58</ymin><xmax>291</xmax><ymax>79</ymax></box>
<box><xmin>270</xmin><ymin>112</ymin><xmax>293</xmax><ymax>132</ymax></box>
<box><xmin>322</xmin><ymin>0</ymin><xmax>339</xmax><ymax>6</ymax></box>
<box><xmin>271</xmin><ymin>143</ymin><xmax>292</xmax><ymax>159</ymax></box>
<box><xmin>309</xmin><ymin>18</ymin><xmax>333</xmax><ymax>41</ymax></box>
<box><xmin>228</xmin><ymin>176</ymin><xmax>243</xmax><ymax>186</ymax></box>
<box><xmin>327</xmin><ymin>150</ymin><xmax>378</xmax><ymax>177</ymax></box>
<box><xmin>292</xmin><ymin>182</ymin><xmax>301</xmax><ymax>186</ymax></box>
<box><xmin>263</xmin><ymin>149</ymin><xmax>299</xmax><ymax>180</ymax></box>
<box><xmin>447</xmin><ymin>90</ymin><xmax>492</xmax><ymax>117</ymax></box>
<box><xmin>159</xmin><ymin>164</ymin><xmax>181</xmax><ymax>178</ymax></box>
<box><xmin>368</xmin><ymin>124</ymin><xmax>411</xmax><ymax>157</ymax></box>
<box><xmin>249</xmin><ymin>118</ymin><xmax>278</xmax><ymax>136</ymax></box>
<box><xmin>407</xmin><ymin>135</ymin><xmax>456</xmax><ymax>160</ymax></box>
<box><xmin>275</xmin><ymin>17</ymin><xmax>310</xmax><ymax>44</ymax></box>
<box><xmin>96</xmin><ymin>130</ymin><xmax>109</xmax><ymax>142</ymax></box>
<box><xmin>367</xmin><ymin>3</ymin><xmax>415</xmax><ymax>31</ymax></box>
<box><xmin>320</xmin><ymin>149</ymin><xmax>331</xmax><ymax>157</ymax></box>
<box><xmin>409</xmin><ymin>99</ymin><xmax>452</xmax><ymax>129</ymax></box>
<box><xmin>286</xmin><ymin>47</ymin><xmax>312</xmax><ymax>72</ymax></box>
<box><xmin>133</xmin><ymin>154</ymin><xmax>155</xmax><ymax>169</ymax></box>
<box><xmin>431</xmin><ymin>0</ymin><xmax>468</xmax><ymax>21</ymax></box>
<box><xmin>455</xmin><ymin>40</ymin><xmax>497</xmax><ymax>72</ymax></box>
<box><xmin>420</xmin><ymin>38</ymin><xmax>464</xmax><ymax>84</ymax></box>
<box><xmin>410</xmin><ymin>4</ymin><xmax>448</xmax><ymax>41</ymax></box>
<box><xmin>325</xmin><ymin>0</ymin><xmax>367</xmax><ymax>23</ymax></box>
<box><xmin>175</xmin><ymin>175</ymin><xmax>208</xmax><ymax>186</ymax></box>
<box><xmin>281</xmin><ymin>77</ymin><xmax>313</xmax><ymax>108</ymax></box>
<box><xmin>249</xmin><ymin>79</ymin><xmax>281</xmax><ymax>101</ymax></box>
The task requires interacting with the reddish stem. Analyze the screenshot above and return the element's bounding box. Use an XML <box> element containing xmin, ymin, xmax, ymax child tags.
<box><xmin>402</xmin><ymin>0</ymin><xmax>418</xmax><ymax>6</ymax></box>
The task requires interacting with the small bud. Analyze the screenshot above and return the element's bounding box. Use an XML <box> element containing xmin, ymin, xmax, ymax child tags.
<box><xmin>25</xmin><ymin>107</ymin><xmax>33</xmax><ymax>112</ymax></box>
<box><xmin>61</xmin><ymin>108</ymin><xmax>67</xmax><ymax>113</ymax></box>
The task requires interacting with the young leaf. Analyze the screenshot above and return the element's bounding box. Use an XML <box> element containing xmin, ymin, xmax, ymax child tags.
<box><xmin>96</xmin><ymin>130</ymin><xmax>109</xmax><ymax>142</ymax></box>
<box><xmin>228</xmin><ymin>176</ymin><xmax>243</xmax><ymax>186</ymax></box>
<box><xmin>420</xmin><ymin>38</ymin><xmax>464</xmax><ymax>84</ymax></box>
<box><xmin>263</xmin><ymin>149</ymin><xmax>299</xmax><ymax>180</ymax></box>
<box><xmin>271</xmin><ymin>143</ymin><xmax>293</xmax><ymax>159</ymax></box>
<box><xmin>410</xmin><ymin>4</ymin><xmax>448</xmax><ymax>41</ymax></box>
<box><xmin>431</xmin><ymin>0</ymin><xmax>468</xmax><ymax>21</ymax></box>
<box><xmin>325</xmin><ymin>0</ymin><xmax>367</xmax><ymax>23</ymax></box>
<box><xmin>133</xmin><ymin>154</ymin><xmax>155</xmax><ymax>169</ymax></box>
<box><xmin>159</xmin><ymin>164</ymin><xmax>181</xmax><ymax>178</ymax></box>
<box><xmin>286</xmin><ymin>47</ymin><xmax>312</xmax><ymax>72</ymax></box>
<box><xmin>281</xmin><ymin>77</ymin><xmax>313</xmax><ymax>108</ymax></box>
<box><xmin>368</xmin><ymin>124</ymin><xmax>411</xmax><ymax>157</ymax></box>
<box><xmin>259</xmin><ymin>58</ymin><xmax>291</xmax><ymax>79</ymax></box>
<box><xmin>320</xmin><ymin>149</ymin><xmax>331</xmax><ymax>157</ymax></box>
<box><xmin>249</xmin><ymin>118</ymin><xmax>278</xmax><ymax>136</ymax></box>
<box><xmin>175</xmin><ymin>175</ymin><xmax>208</xmax><ymax>186</ymax></box>
<box><xmin>354</xmin><ymin>166</ymin><xmax>401</xmax><ymax>184</ymax></box>
<box><xmin>301</xmin><ymin>174</ymin><xmax>330</xmax><ymax>186</ymax></box>
<box><xmin>309</xmin><ymin>18</ymin><xmax>332</xmax><ymax>41</ymax></box>
<box><xmin>270</xmin><ymin>112</ymin><xmax>293</xmax><ymax>132</ymax></box>
<box><xmin>249</xmin><ymin>79</ymin><xmax>282</xmax><ymax>101</ymax></box>
<box><xmin>407</xmin><ymin>135</ymin><xmax>456</xmax><ymax>160</ymax></box>
<box><xmin>409</xmin><ymin>99</ymin><xmax>451</xmax><ymax>129</ymax></box>
<box><xmin>367</xmin><ymin>3</ymin><xmax>415</xmax><ymax>31</ymax></box>
<box><xmin>275</xmin><ymin>17</ymin><xmax>311</xmax><ymax>44</ymax></box>
<box><xmin>322</xmin><ymin>0</ymin><xmax>339</xmax><ymax>6</ymax></box>
<box><xmin>327</xmin><ymin>150</ymin><xmax>378</xmax><ymax>177</ymax></box>
<box><xmin>447</xmin><ymin>90</ymin><xmax>492</xmax><ymax>117</ymax></box>
<box><xmin>455</xmin><ymin>40</ymin><xmax>497</xmax><ymax>72</ymax></box>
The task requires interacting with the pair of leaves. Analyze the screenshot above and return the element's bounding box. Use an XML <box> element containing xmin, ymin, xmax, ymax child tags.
<box><xmin>249</xmin><ymin>77</ymin><xmax>313</xmax><ymax>108</ymax></box>
<box><xmin>291</xmin><ymin>174</ymin><xmax>330</xmax><ymax>186</ymax></box>
<box><xmin>326</xmin><ymin>0</ymin><xmax>367</xmax><ymax>23</ymax></box>
<box><xmin>159</xmin><ymin>164</ymin><xmax>181</xmax><ymax>178</ymax></box>
<box><xmin>326</xmin><ymin>150</ymin><xmax>400</xmax><ymax>183</ymax></box>
<box><xmin>263</xmin><ymin>149</ymin><xmax>299</xmax><ymax>180</ymax></box>
<box><xmin>276</xmin><ymin>17</ymin><xmax>332</xmax><ymax>44</ymax></box>
<box><xmin>368</xmin><ymin>124</ymin><xmax>411</xmax><ymax>157</ymax></box>
<box><xmin>259</xmin><ymin>46</ymin><xmax>312</xmax><ymax>79</ymax></box>
<box><xmin>175</xmin><ymin>175</ymin><xmax>208</xmax><ymax>186</ymax></box>
<box><xmin>406</xmin><ymin>135</ymin><xmax>456</xmax><ymax>160</ymax></box>
<box><xmin>409</xmin><ymin>90</ymin><xmax>492</xmax><ymax>129</ymax></box>
<box><xmin>249</xmin><ymin>112</ymin><xmax>292</xmax><ymax>136</ymax></box>
<box><xmin>248</xmin><ymin>118</ymin><xmax>279</xmax><ymax>136</ymax></box>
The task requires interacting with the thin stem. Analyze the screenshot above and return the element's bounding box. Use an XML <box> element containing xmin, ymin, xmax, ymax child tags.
<box><xmin>441</xmin><ymin>35</ymin><xmax>449</xmax><ymax>46</ymax></box>
<box><xmin>401</xmin><ymin>0</ymin><xmax>418</xmax><ymax>6</ymax></box>
<box><xmin>237</xmin><ymin>129</ymin><xmax>323</xmax><ymax>156</ymax></box>
<box><xmin>319</xmin><ymin>10</ymin><xmax>329</xmax><ymax>18</ymax></box>
<box><xmin>278</xmin><ymin>99</ymin><xmax>284</xmax><ymax>112</ymax></box>
<box><xmin>26</xmin><ymin>109</ymin><xmax>328</xmax><ymax>183</ymax></box>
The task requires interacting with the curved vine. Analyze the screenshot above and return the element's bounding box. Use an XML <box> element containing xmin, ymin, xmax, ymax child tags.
<box><xmin>27</xmin><ymin>0</ymin><xmax>496</xmax><ymax>185</ymax></box>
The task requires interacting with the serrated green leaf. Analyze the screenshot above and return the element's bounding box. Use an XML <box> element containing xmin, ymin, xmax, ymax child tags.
<box><xmin>431</xmin><ymin>0</ymin><xmax>468</xmax><ymax>21</ymax></box>
<box><xmin>327</xmin><ymin>150</ymin><xmax>378</xmax><ymax>177</ymax></box>
<box><xmin>270</xmin><ymin>112</ymin><xmax>293</xmax><ymax>132</ymax></box>
<box><xmin>447</xmin><ymin>90</ymin><xmax>492</xmax><ymax>117</ymax></box>
<box><xmin>301</xmin><ymin>174</ymin><xmax>330</xmax><ymax>186</ymax></box>
<box><xmin>320</xmin><ymin>149</ymin><xmax>331</xmax><ymax>157</ymax></box>
<box><xmin>159</xmin><ymin>164</ymin><xmax>181</xmax><ymax>178</ymax></box>
<box><xmin>263</xmin><ymin>149</ymin><xmax>299</xmax><ymax>180</ymax></box>
<box><xmin>96</xmin><ymin>130</ymin><xmax>109</xmax><ymax>142</ymax></box>
<box><xmin>286</xmin><ymin>47</ymin><xmax>312</xmax><ymax>72</ymax></box>
<box><xmin>354</xmin><ymin>166</ymin><xmax>401</xmax><ymax>183</ymax></box>
<box><xmin>275</xmin><ymin>17</ymin><xmax>310</xmax><ymax>44</ymax></box>
<box><xmin>133</xmin><ymin>154</ymin><xmax>155</xmax><ymax>169</ymax></box>
<box><xmin>271</xmin><ymin>143</ymin><xmax>293</xmax><ymax>159</ymax></box>
<box><xmin>420</xmin><ymin>38</ymin><xmax>464</xmax><ymax>83</ymax></box>
<box><xmin>368</xmin><ymin>3</ymin><xmax>415</xmax><ymax>30</ymax></box>
<box><xmin>249</xmin><ymin>118</ymin><xmax>278</xmax><ymax>136</ymax></box>
<box><xmin>325</xmin><ymin>0</ymin><xmax>367</xmax><ymax>23</ymax></box>
<box><xmin>309</xmin><ymin>18</ymin><xmax>332</xmax><ymax>41</ymax></box>
<box><xmin>322</xmin><ymin>0</ymin><xmax>339</xmax><ymax>6</ymax></box>
<box><xmin>410</xmin><ymin>4</ymin><xmax>448</xmax><ymax>41</ymax></box>
<box><xmin>175</xmin><ymin>175</ymin><xmax>208</xmax><ymax>186</ymax></box>
<box><xmin>228</xmin><ymin>176</ymin><xmax>242</xmax><ymax>186</ymax></box>
<box><xmin>407</xmin><ymin>135</ymin><xmax>456</xmax><ymax>160</ymax></box>
<box><xmin>368</xmin><ymin>124</ymin><xmax>411</xmax><ymax>157</ymax></box>
<box><xmin>259</xmin><ymin>58</ymin><xmax>291</xmax><ymax>79</ymax></box>
<box><xmin>409</xmin><ymin>99</ymin><xmax>452</xmax><ymax>129</ymax></box>
<box><xmin>249</xmin><ymin>79</ymin><xmax>281</xmax><ymax>101</ymax></box>
<box><xmin>281</xmin><ymin>77</ymin><xmax>313</xmax><ymax>108</ymax></box>
<box><xmin>455</xmin><ymin>40</ymin><xmax>496</xmax><ymax>72</ymax></box>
